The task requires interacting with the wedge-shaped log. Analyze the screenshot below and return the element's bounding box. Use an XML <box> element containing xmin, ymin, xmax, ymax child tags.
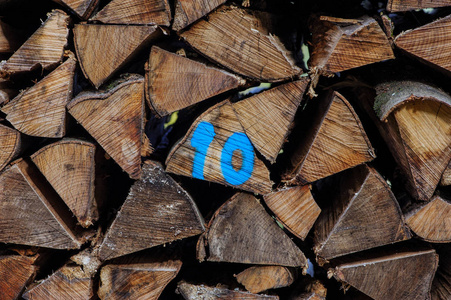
<box><xmin>0</xmin><ymin>10</ymin><xmax>69</xmax><ymax>76</ymax></box>
<box><xmin>68</xmin><ymin>75</ymin><xmax>144</xmax><ymax>179</ymax></box>
<box><xmin>2</xmin><ymin>55</ymin><xmax>76</xmax><ymax>138</ymax></box>
<box><xmin>387</xmin><ymin>0</ymin><xmax>451</xmax><ymax>12</ymax></box>
<box><xmin>197</xmin><ymin>193</ymin><xmax>307</xmax><ymax>268</ymax></box>
<box><xmin>146</xmin><ymin>46</ymin><xmax>245</xmax><ymax>117</ymax></box>
<box><xmin>314</xmin><ymin>165</ymin><xmax>410</xmax><ymax>261</ymax></box>
<box><xmin>180</xmin><ymin>6</ymin><xmax>301</xmax><ymax>82</ymax></box>
<box><xmin>308</xmin><ymin>16</ymin><xmax>394</xmax><ymax>75</ymax></box>
<box><xmin>284</xmin><ymin>91</ymin><xmax>374</xmax><ymax>185</ymax></box>
<box><xmin>395</xmin><ymin>15</ymin><xmax>451</xmax><ymax>75</ymax></box>
<box><xmin>264</xmin><ymin>185</ymin><xmax>320</xmax><ymax>241</ymax></box>
<box><xmin>166</xmin><ymin>100</ymin><xmax>272</xmax><ymax>194</ymax></box>
<box><xmin>0</xmin><ymin>124</ymin><xmax>21</xmax><ymax>172</ymax></box>
<box><xmin>233</xmin><ymin>79</ymin><xmax>309</xmax><ymax>163</ymax></box>
<box><xmin>236</xmin><ymin>265</ymin><xmax>296</xmax><ymax>294</ymax></box>
<box><xmin>0</xmin><ymin>159</ymin><xmax>81</xmax><ymax>249</ymax></box>
<box><xmin>331</xmin><ymin>248</ymin><xmax>438</xmax><ymax>300</ymax></box>
<box><xmin>98</xmin><ymin>260</ymin><xmax>182</xmax><ymax>300</ymax></box>
<box><xmin>53</xmin><ymin>0</ymin><xmax>98</xmax><ymax>19</ymax></box>
<box><xmin>98</xmin><ymin>161</ymin><xmax>204</xmax><ymax>261</ymax></box>
<box><xmin>23</xmin><ymin>265</ymin><xmax>93</xmax><ymax>300</ymax></box>
<box><xmin>0</xmin><ymin>255</ymin><xmax>37</xmax><ymax>300</ymax></box>
<box><xmin>74</xmin><ymin>24</ymin><xmax>160</xmax><ymax>88</ymax></box>
<box><xmin>172</xmin><ymin>0</ymin><xmax>226</xmax><ymax>31</ymax></box>
<box><xmin>441</xmin><ymin>161</ymin><xmax>451</xmax><ymax>186</ymax></box>
<box><xmin>374</xmin><ymin>81</ymin><xmax>451</xmax><ymax>200</ymax></box>
<box><xmin>31</xmin><ymin>139</ymin><xmax>97</xmax><ymax>228</ymax></box>
<box><xmin>432</xmin><ymin>245</ymin><xmax>451</xmax><ymax>300</ymax></box>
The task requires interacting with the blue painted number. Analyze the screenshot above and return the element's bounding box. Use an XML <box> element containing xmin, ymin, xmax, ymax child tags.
<box><xmin>191</xmin><ymin>121</ymin><xmax>216</xmax><ymax>180</ymax></box>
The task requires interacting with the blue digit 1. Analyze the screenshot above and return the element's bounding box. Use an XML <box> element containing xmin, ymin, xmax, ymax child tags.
<box><xmin>221</xmin><ymin>132</ymin><xmax>254</xmax><ymax>185</ymax></box>
<box><xmin>191</xmin><ymin>121</ymin><xmax>216</xmax><ymax>180</ymax></box>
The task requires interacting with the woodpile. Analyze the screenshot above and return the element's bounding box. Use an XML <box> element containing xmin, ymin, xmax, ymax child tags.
<box><xmin>0</xmin><ymin>0</ymin><xmax>449</xmax><ymax>299</ymax></box>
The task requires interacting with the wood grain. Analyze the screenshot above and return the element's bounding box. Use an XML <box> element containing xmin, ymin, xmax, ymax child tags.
<box><xmin>0</xmin><ymin>255</ymin><xmax>37</xmax><ymax>300</ymax></box>
<box><xmin>52</xmin><ymin>0</ymin><xmax>98</xmax><ymax>19</ymax></box>
<box><xmin>172</xmin><ymin>0</ymin><xmax>226</xmax><ymax>31</ymax></box>
<box><xmin>441</xmin><ymin>160</ymin><xmax>451</xmax><ymax>186</ymax></box>
<box><xmin>236</xmin><ymin>265</ymin><xmax>296</xmax><ymax>293</ymax></box>
<box><xmin>0</xmin><ymin>124</ymin><xmax>21</xmax><ymax>173</ymax></box>
<box><xmin>431</xmin><ymin>245</ymin><xmax>451</xmax><ymax>300</ymax></box>
<box><xmin>177</xmin><ymin>281</ymin><xmax>280</xmax><ymax>299</ymax></box>
<box><xmin>0</xmin><ymin>20</ymin><xmax>25</xmax><ymax>53</ymax></box>
<box><xmin>387</xmin><ymin>0</ymin><xmax>451</xmax><ymax>11</ymax></box>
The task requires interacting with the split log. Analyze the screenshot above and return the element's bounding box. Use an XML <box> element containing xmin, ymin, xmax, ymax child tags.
<box><xmin>145</xmin><ymin>46</ymin><xmax>245</xmax><ymax>117</ymax></box>
<box><xmin>283</xmin><ymin>90</ymin><xmax>375</xmax><ymax>185</ymax></box>
<box><xmin>288</xmin><ymin>277</ymin><xmax>327</xmax><ymax>300</ymax></box>
<box><xmin>0</xmin><ymin>124</ymin><xmax>21</xmax><ymax>172</ymax></box>
<box><xmin>0</xmin><ymin>20</ymin><xmax>25</xmax><ymax>53</ymax></box>
<box><xmin>0</xmin><ymin>254</ymin><xmax>37</xmax><ymax>300</ymax></box>
<box><xmin>232</xmin><ymin>79</ymin><xmax>309</xmax><ymax>163</ymax></box>
<box><xmin>387</xmin><ymin>0</ymin><xmax>451</xmax><ymax>12</ymax></box>
<box><xmin>30</xmin><ymin>139</ymin><xmax>98</xmax><ymax>228</ymax></box>
<box><xmin>0</xmin><ymin>10</ymin><xmax>70</xmax><ymax>77</ymax></box>
<box><xmin>52</xmin><ymin>0</ymin><xmax>98</xmax><ymax>19</ymax></box>
<box><xmin>1</xmin><ymin>54</ymin><xmax>76</xmax><ymax>138</ymax></box>
<box><xmin>73</xmin><ymin>24</ymin><xmax>160</xmax><ymax>88</ymax></box>
<box><xmin>172</xmin><ymin>0</ymin><xmax>226</xmax><ymax>31</ymax></box>
<box><xmin>441</xmin><ymin>161</ymin><xmax>451</xmax><ymax>186</ymax></box>
<box><xmin>235</xmin><ymin>265</ymin><xmax>297</xmax><ymax>293</ymax></box>
<box><xmin>395</xmin><ymin>15</ymin><xmax>451</xmax><ymax>75</ymax></box>
<box><xmin>197</xmin><ymin>192</ymin><xmax>307</xmax><ymax>268</ymax></box>
<box><xmin>263</xmin><ymin>185</ymin><xmax>321</xmax><ymax>241</ymax></box>
<box><xmin>180</xmin><ymin>6</ymin><xmax>302</xmax><ymax>82</ymax></box>
<box><xmin>97</xmin><ymin>160</ymin><xmax>205</xmax><ymax>261</ymax></box>
<box><xmin>68</xmin><ymin>74</ymin><xmax>144</xmax><ymax>179</ymax></box>
<box><xmin>431</xmin><ymin>245</ymin><xmax>451</xmax><ymax>300</ymax></box>
<box><xmin>166</xmin><ymin>100</ymin><xmax>273</xmax><ymax>194</ymax></box>
<box><xmin>374</xmin><ymin>81</ymin><xmax>451</xmax><ymax>200</ymax></box>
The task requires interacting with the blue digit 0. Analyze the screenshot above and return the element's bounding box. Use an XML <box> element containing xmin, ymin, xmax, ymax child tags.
<box><xmin>221</xmin><ymin>132</ymin><xmax>254</xmax><ymax>185</ymax></box>
<box><xmin>191</xmin><ymin>121</ymin><xmax>216</xmax><ymax>180</ymax></box>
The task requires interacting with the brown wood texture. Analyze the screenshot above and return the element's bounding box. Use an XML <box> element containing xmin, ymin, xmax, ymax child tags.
<box><xmin>232</xmin><ymin>79</ymin><xmax>309</xmax><ymax>163</ymax></box>
<box><xmin>68</xmin><ymin>75</ymin><xmax>144</xmax><ymax>179</ymax></box>
<box><xmin>0</xmin><ymin>20</ymin><xmax>25</xmax><ymax>53</ymax></box>
<box><xmin>1</xmin><ymin>55</ymin><xmax>76</xmax><ymax>138</ymax></box>
<box><xmin>235</xmin><ymin>265</ymin><xmax>296</xmax><ymax>293</ymax></box>
<box><xmin>180</xmin><ymin>6</ymin><xmax>301</xmax><ymax>82</ymax></box>
<box><xmin>53</xmin><ymin>0</ymin><xmax>98</xmax><ymax>19</ymax></box>
<box><xmin>0</xmin><ymin>124</ymin><xmax>21</xmax><ymax>172</ymax></box>
<box><xmin>387</xmin><ymin>0</ymin><xmax>451</xmax><ymax>11</ymax></box>
<box><xmin>172</xmin><ymin>0</ymin><xmax>226</xmax><ymax>31</ymax></box>
<box><xmin>145</xmin><ymin>46</ymin><xmax>245</xmax><ymax>117</ymax></box>
<box><xmin>0</xmin><ymin>255</ymin><xmax>37</xmax><ymax>300</ymax></box>
<box><xmin>91</xmin><ymin>0</ymin><xmax>171</xmax><ymax>26</ymax></box>
<box><xmin>431</xmin><ymin>245</ymin><xmax>451</xmax><ymax>300</ymax></box>
<box><xmin>264</xmin><ymin>185</ymin><xmax>321</xmax><ymax>241</ymax></box>
<box><xmin>30</xmin><ymin>139</ymin><xmax>97</xmax><ymax>228</ymax></box>
<box><xmin>288</xmin><ymin>277</ymin><xmax>327</xmax><ymax>300</ymax></box>
<box><xmin>441</xmin><ymin>161</ymin><xmax>451</xmax><ymax>186</ymax></box>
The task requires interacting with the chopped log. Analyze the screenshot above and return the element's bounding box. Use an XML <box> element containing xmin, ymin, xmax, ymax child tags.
<box><xmin>98</xmin><ymin>160</ymin><xmax>205</xmax><ymax>261</ymax></box>
<box><xmin>232</xmin><ymin>79</ymin><xmax>309</xmax><ymax>163</ymax></box>
<box><xmin>0</xmin><ymin>159</ymin><xmax>81</xmax><ymax>249</ymax></box>
<box><xmin>177</xmin><ymin>281</ymin><xmax>280</xmax><ymax>300</ymax></box>
<box><xmin>283</xmin><ymin>90</ymin><xmax>374</xmax><ymax>185</ymax></box>
<box><xmin>404</xmin><ymin>195</ymin><xmax>451</xmax><ymax>243</ymax></box>
<box><xmin>374</xmin><ymin>81</ymin><xmax>451</xmax><ymax>200</ymax></box>
<box><xmin>172</xmin><ymin>0</ymin><xmax>226</xmax><ymax>31</ymax></box>
<box><xmin>288</xmin><ymin>277</ymin><xmax>327</xmax><ymax>300</ymax></box>
<box><xmin>431</xmin><ymin>245</ymin><xmax>451</xmax><ymax>300</ymax></box>
<box><xmin>1</xmin><ymin>54</ymin><xmax>76</xmax><ymax>138</ymax></box>
<box><xmin>98</xmin><ymin>260</ymin><xmax>182</xmax><ymax>300</ymax></box>
<box><xmin>23</xmin><ymin>265</ymin><xmax>93</xmax><ymax>300</ymax></box>
<box><xmin>166</xmin><ymin>100</ymin><xmax>273</xmax><ymax>194</ymax></box>
<box><xmin>68</xmin><ymin>74</ymin><xmax>144</xmax><ymax>179</ymax></box>
<box><xmin>91</xmin><ymin>0</ymin><xmax>171</xmax><ymax>26</ymax></box>
<box><xmin>0</xmin><ymin>20</ymin><xmax>25</xmax><ymax>53</ymax></box>
<box><xmin>235</xmin><ymin>265</ymin><xmax>297</xmax><ymax>293</ymax></box>
<box><xmin>330</xmin><ymin>248</ymin><xmax>438</xmax><ymax>300</ymax></box>
<box><xmin>0</xmin><ymin>124</ymin><xmax>21</xmax><ymax>172</ymax></box>
<box><xmin>387</xmin><ymin>0</ymin><xmax>451</xmax><ymax>12</ymax></box>
<box><xmin>180</xmin><ymin>6</ymin><xmax>302</xmax><ymax>82</ymax></box>
<box><xmin>0</xmin><ymin>10</ymin><xmax>70</xmax><ymax>77</ymax></box>
<box><xmin>0</xmin><ymin>254</ymin><xmax>37</xmax><ymax>300</ymax></box>
<box><xmin>263</xmin><ymin>185</ymin><xmax>321</xmax><ymax>241</ymax></box>
<box><xmin>73</xmin><ymin>24</ymin><xmax>160</xmax><ymax>88</ymax></box>
<box><xmin>145</xmin><ymin>46</ymin><xmax>245</xmax><ymax>117</ymax></box>
<box><xmin>30</xmin><ymin>139</ymin><xmax>98</xmax><ymax>228</ymax></box>
<box><xmin>441</xmin><ymin>161</ymin><xmax>451</xmax><ymax>186</ymax></box>
<box><xmin>314</xmin><ymin>165</ymin><xmax>410</xmax><ymax>262</ymax></box>
<box><xmin>52</xmin><ymin>0</ymin><xmax>98</xmax><ymax>19</ymax></box>
<box><xmin>197</xmin><ymin>192</ymin><xmax>307</xmax><ymax>268</ymax></box>
<box><xmin>395</xmin><ymin>15</ymin><xmax>451</xmax><ymax>75</ymax></box>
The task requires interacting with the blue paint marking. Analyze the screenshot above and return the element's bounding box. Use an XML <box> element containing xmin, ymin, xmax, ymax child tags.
<box><xmin>191</xmin><ymin>121</ymin><xmax>216</xmax><ymax>180</ymax></box>
<box><xmin>221</xmin><ymin>132</ymin><xmax>254</xmax><ymax>185</ymax></box>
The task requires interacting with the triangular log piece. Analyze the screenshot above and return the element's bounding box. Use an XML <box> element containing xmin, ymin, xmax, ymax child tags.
<box><xmin>1</xmin><ymin>55</ymin><xmax>76</xmax><ymax>138</ymax></box>
<box><xmin>0</xmin><ymin>10</ymin><xmax>69</xmax><ymax>76</ymax></box>
<box><xmin>387</xmin><ymin>0</ymin><xmax>451</xmax><ymax>12</ymax></box>
<box><xmin>331</xmin><ymin>248</ymin><xmax>438</xmax><ymax>300</ymax></box>
<box><xmin>308</xmin><ymin>16</ymin><xmax>394</xmax><ymax>75</ymax></box>
<box><xmin>0</xmin><ymin>159</ymin><xmax>81</xmax><ymax>249</ymax></box>
<box><xmin>180</xmin><ymin>6</ymin><xmax>302</xmax><ymax>82</ymax></box>
<box><xmin>263</xmin><ymin>185</ymin><xmax>321</xmax><ymax>241</ymax></box>
<box><xmin>313</xmin><ymin>165</ymin><xmax>410</xmax><ymax>262</ymax></box>
<box><xmin>177</xmin><ymin>281</ymin><xmax>280</xmax><ymax>300</ymax></box>
<box><xmin>98</xmin><ymin>160</ymin><xmax>205</xmax><ymax>261</ymax></box>
<box><xmin>197</xmin><ymin>192</ymin><xmax>307</xmax><ymax>268</ymax></box>
<box><xmin>23</xmin><ymin>265</ymin><xmax>93</xmax><ymax>300</ymax></box>
<box><xmin>431</xmin><ymin>245</ymin><xmax>451</xmax><ymax>300</ymax></box>
<box><xmin>166</xmin><ymin>100</ymin><xmax>273</xmax><ymax>194</ymax></box>
<box><xmin>441</xmin><ymin>161</ymin><xmax>450</xmax><ymax>186</ymax></box>
<box><xmin>98</xmin><ymin>260</ymin><xmax>182</xmax><ymax>300</ymax></box>
<box><xmin>67</xmin><ymin>74</ymin><xmax>144</xmax><ymax>179</ymax></box>
<box><xmin>145</xmin><ymin>46</ymin><xmax>245</xmax><ymax>117</ymax></box>
<box><xmin>374</xmin><ymin>81</ymin><xmax>451</xmax><ymax>200</ymax></box>
<box><xmin>232</xmin><ymin>79</ymin><xmax>309</xmax><ymax>163</ymax></box>
<box><xmin>0</xmin><ymin>124</ymin><xmax>21</xmax><ymax>172</ymax></box>
<box><xmin>172</xmin><ymin>0</ymin><xmax>226</xmax><ymax>31</ymax></box>
<box><xmin>395</xmin><ymin>15</ymin><xmax>451</xmax><ymax>75</ymax></box>
<box><xmin>90</xmin><ymin>0</ymin><xmax>171</xmax><ymax>26</ymax></box>
<box><xmin>52</xmin><ymin>0</ymin><xmax>98</xmax><ymax>19</ymax></box>
<box><xmin>283</xmin><ymin>90</ymin><xmax>374</xmax><ymax>185</ymax></box>
<box><xmin>0</xmin><ymin>20</ymin><xmax>25</xmax><ymax>53</ymax></box>
<box><xmin>404</xmin><ymin>195</ymin><xmax>451</xmax><ymax>243</ymax></box>
<box><xmin>30</xmin><ymin>139</ymin><xmax>97</xmax><ymax>228</ymax></box>
<box><xmin>73</xmin><ymin>24</ymin><xmax>160</xmax><ymax>88</ymax></box>
<box><xmin>0</xmin><ymin>255</ymin><xmax>37</xmax><ymax>300</ymax></box>
<box><xmin>235</xmin><ymin>265</ymin><xmax>297</xmax><ymax>293</ymax></box>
